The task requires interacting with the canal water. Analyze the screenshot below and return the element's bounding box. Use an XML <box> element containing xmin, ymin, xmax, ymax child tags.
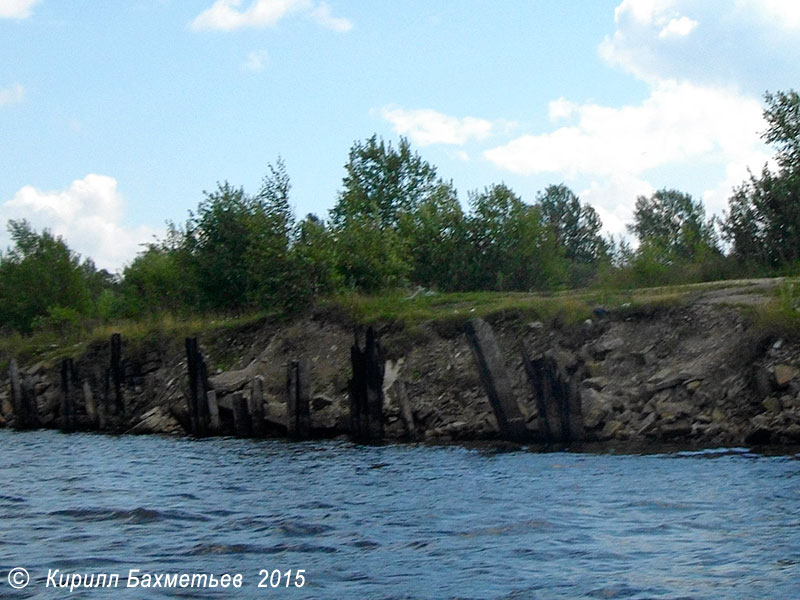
<box><xmin>0</xmin><ymin>429</ymin><xmax>798</xmax><ymax>599</ymax></box>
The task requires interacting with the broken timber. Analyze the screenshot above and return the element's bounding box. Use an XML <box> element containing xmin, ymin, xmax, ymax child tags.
<box><xmin>464</xmin><ymin>318</ymin><xmax>528</xmax><ymax>441</ymax></box>
<box><xmin>522</xmin><ymin>347</ymin><xmax>585</xmax><ymax>446</ymax></box>
<box><xmin>348</xmin><ymin>327</ymin><xmax>384</xmax><ymax>442</ymax></box>
<box><xmin>185</xmin><ymin>337</ymin><xmax>211</xmax><ymax>436</ymax></box>
<box><xmin>286</xmin><ymin>359</ymin><xmax>311</xmax><ymax>439</ymax></box>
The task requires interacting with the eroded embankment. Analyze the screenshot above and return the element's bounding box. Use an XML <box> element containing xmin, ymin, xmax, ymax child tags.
<box><xmin>2</xmin><ymin>292</ymin><xmax>800</xmax><ymax>450</ymax></box>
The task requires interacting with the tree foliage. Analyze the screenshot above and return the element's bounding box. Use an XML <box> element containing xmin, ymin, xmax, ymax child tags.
<box><xmin>628</xmin><ymin>189</ymin><xmax>717</xmax><ymax>264</ymax></box>
<box><xmin>0</xmin><ymin>220</ymin><xmax>95</xmax><ymax>332</ymax></box>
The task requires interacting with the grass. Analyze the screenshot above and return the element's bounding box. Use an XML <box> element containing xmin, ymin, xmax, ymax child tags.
<box><xmin>0</xmin><ymin>310</ymin><xmax>274</xmax><ymax>371</ymax></box>
<box><xmin>4</xmin><ymin>277</ymin><xmax>792</xmax><ymax>369</ymax></box>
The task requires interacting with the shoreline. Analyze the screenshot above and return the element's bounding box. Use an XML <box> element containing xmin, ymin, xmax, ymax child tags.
<box><xmin>3</xmin><ymin>281</ymin><xmax>800</xmax><ymax>450</ymax></box>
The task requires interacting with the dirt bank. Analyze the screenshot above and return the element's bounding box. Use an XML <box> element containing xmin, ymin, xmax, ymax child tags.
<box><xmin>2</xmin><ymin>280</ymin><xmax>800</xmax><ymax>450</ymax></box>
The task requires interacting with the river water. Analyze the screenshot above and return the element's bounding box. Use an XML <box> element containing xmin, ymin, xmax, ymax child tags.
<box><xmin>0</xmin><ymin>430</ymin><xmax>798</xmax><ymax>599</ymax></box>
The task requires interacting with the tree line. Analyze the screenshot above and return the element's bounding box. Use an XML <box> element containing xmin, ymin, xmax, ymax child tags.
<box><xmin>1</xmin><ymin>90</ymin><xmax>799</xmax><ymax>334</ymax></box>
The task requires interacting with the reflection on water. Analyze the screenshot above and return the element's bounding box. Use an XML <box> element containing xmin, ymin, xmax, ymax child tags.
<box><xmin>0</xmin><ymin>430</ymin><xmax>798</xmax><ymax>599</ymax></box>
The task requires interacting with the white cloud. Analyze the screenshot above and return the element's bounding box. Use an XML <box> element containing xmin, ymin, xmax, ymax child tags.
<box><xmin>0</xmin><ymin>83</ymin><xmax>24</xmax><ymax>107</ymax></box>
<box><xmin>308</xmin><ymin>1</ymin><xmax>352</xmax><ymax>32</ymax></box>
<box><xmin>242</xmin><ymin>49</ymin><xmax>269</xmax><ymax>72</ymax></box>
<box><xmin>0</xmin><ymin>175</ymin><xmax>159</xmax><ymax>272</ymax></box>
<box><xmin>600</xmin><ymin>0</ymin><xmax>800</xmax><ymax>89</ymax></box>
<box><xmin>485</xmin><ymin>81</ymin><xmax>765</xmax><ymax>179</ymax></box>
<box><xmin>380</xmin><ymin>106</ymin><xmax>497</xmax><ymax>146</ymax></box>
<box><xmin>658</xmin><ymin>15</ymin><xmax>697</xmax><ymax>38</ymax></box>
<box><xmin>0</xmin><ymin>0</ymin><xmax>39</xmax><ymax>19</ymax></box>
<box><xmin>190</xmin><ymin>0</ymin><xmax>351</xmax><ymax>32</ymax></box>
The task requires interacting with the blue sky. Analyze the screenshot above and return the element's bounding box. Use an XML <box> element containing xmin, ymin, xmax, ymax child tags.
<box><xmin>1</xmin><ymin>0</ymin><xmax>799</xmax><ymax>271</ymax></box>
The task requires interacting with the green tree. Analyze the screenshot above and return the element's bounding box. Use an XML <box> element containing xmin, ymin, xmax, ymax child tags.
<box><xmin>723</xmin><ymin>90</ymin><xmax>800</xmax><ymax>267</ymax></box>
<box><xmin>762</xmin><ymin>89</ymin><xmax>800</xmax><ymax>172</ymax></box>
<box><xmin>537</xmin><ymin>184</ymin><xmax>606</xmax><ymax>264</ymax></box>
<box><xmin>330</xmin><ymin>135</ymin><xmax>438</xmax><ymax>231</ymax></box>
<box><xmin>628</xmin><ymin>189</ymin><xmax>717</xmax><ymax>264</ymax></box>
<box><xmin>398</xmin><ymin>181</ymin><xmax>467</xmax><ymax>290</ymax></box>
<box><xmin>0</xmin><ymin>220</ymin><xmax>92</xmax><ymax>332</ymax></box>
<box><xmin>465</xmin><ymin>184</ymin><xmax>562</xmax><ymax>291</ymax></box>
<box><xmin>289</xmin><ymin>214</ymin><xmax>340</xmax><ymax>302</ymax></box>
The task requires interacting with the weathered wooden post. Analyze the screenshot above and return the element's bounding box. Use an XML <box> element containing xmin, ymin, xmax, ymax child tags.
<box><xmin>464</xmin><ymin>318</ymin><xmax>528</xmax><ymax>441</ymax></box>
<box><xmin>348</xmin><ymin>328</ymin><xmax>384</xmax><ymax>442</ymax></box>
<box><xmin>286</xmin><ymin>360</ymin><xmax>311</xmax><ymax>439</ymax></box>
<box><xmin>521</xmin><ymin>348</ymin><xmax>584</xmax><ymax>445</ymax></box>
<box><xmin>395</xmin><ymin>379</ymin><xmax>417</xmax><ymax>439</ymax></box>
<box><xmin>60</xmin><ymin>358</ymin><xmax>76</xmax><ymax>432</ymax></box>
<box><xmin>83</xmin><ymin>380</ymin><xmax>97</xmax><ymax>427</ymax></box>
<box><xmin>249</xmin><ymin>375</ymin><xmax>266</xmax><ymax>437</ymax></box>
<box><xmin>8</xmin><ymin>358</ymin><xmax>28</xmax><ymax>429</ymax></box>
<box><xmin>207</xmin><ymin>389</ymin><xmax>221</xmax><ymax>432</ymax></box>
<box><xmin>184</xmin><ymin>337</ymin><xmax>210</xmax><ymax>437</ymax></box>
<box><xmin>110</xmin><ymin>333</ymin><xmax>125</xmax><ymax>416</ymax></box>
<box><xmin>21</xmin><ymin>376</ymin><xmax>38</xmax><ymax>429</ymax></box>
<box><xmin>231</xmin><ymin>392</ymin><xmax>251</xmax><ymax>437</ymax></box>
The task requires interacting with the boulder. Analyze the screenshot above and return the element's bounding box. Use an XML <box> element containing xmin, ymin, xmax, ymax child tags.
<box><xmin>593</xmin><ymin>334</ymin><xmax>624</xmax><ymax>358</ymax></box>
<box><xmin>774</xmin><ymin>364</ymin><xmax>800</xmax><ymax>388</ymax></box>
<box><xmin>580</xmin><ymin>388</ymin><xmax>613</xmax><ymax>429</ymax></box>
<box><xmin>127</xmin><ymin>406</ymin><xmax>183</xmax><ymax>435</ymax></box>
<box><xmin>209</xmin><ymin>359</ymin><xmax>261</xmax><ymax>394</ymax></box>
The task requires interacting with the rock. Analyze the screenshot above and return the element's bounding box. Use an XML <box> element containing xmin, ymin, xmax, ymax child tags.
<box><xmin>598</xmin><ymin>419</ymin><xmax>623</xmax><ymax>440</ymax></box>
<box><xmin>209</xmin><ymin>359</ymin><xmax>261</xmax><ymax>394</ymax></box>
<box><xmin>581</xmin><ymin>388</ymin><xmax>613</xmax><ymax>429</ymax></box>
<box><xmin>774</xmin><ymin>364</ymin><xmax>800</xmax><ymax>388</ymax></box>
<box><xmin>753</xmin><ymin>366</ymin><xmax>774</xmax><ymax>399</ymax></box>
<box><xmin>655</xmin><ymin>399</ymin><xmax>693</xmax><ymax>421</ymax></box>
<box><xmin>636</xmin><ymin>412</ymin><xmax>657</xmax><ymax>435</ymax></box>
<box><xmin>527</xmin><ymin>321</ymin><xmax>544</xmax><ymax>330</ymax></box>
<box><xmin>661</xmin><ymin>420</ymin><xmax>692</xmax><ymax>439</ymax></box>
<box><xmin>593</xmin><ymin>334</ymin><xmax>624</xmax><ymax>358</ymax></box>
<box><xmin>686</xmin><ymin>379</ymin><xmax>702</xmax><ymax>392</ymax></box>
<box><xmin>762</xmin><ymin>397</ymin><xmax>782</xmax><ymax>413</ymax></box>
<box><xmin>648</xmin><ymin>368</ymin><xmax>694</xmax><ymax>392</ymax></box>
<box><xmin>127</xmin><ymin>406</ymin><xmax>183</xmax><ymax>435</ymax></box>
<box><xmin>582</xmin><ymin>377</ymin><xmax>609</xmax><ymax>391</ymax></box>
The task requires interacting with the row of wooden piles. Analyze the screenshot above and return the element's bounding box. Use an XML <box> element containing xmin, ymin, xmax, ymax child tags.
<box><xmin>8</xmin><ymin>333</ymin><xmax>126</xmax><ymax>432</ymax></box>
<box><xmin>7</xmin><ymin>318</ymin><xmax>583</xmax><ymax>446</ymax></box>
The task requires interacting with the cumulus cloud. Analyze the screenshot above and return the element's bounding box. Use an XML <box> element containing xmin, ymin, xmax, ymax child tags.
<box><xmin>484</xmin><ymin>81</ymin><xmax>765</xmax><ymax>179</ymax></box>
<box><xmin>380</xmin><ymin>106</ymin><xmax>499</xmax><ymax>146</ymax></box>
<box><xmin>483</xmin><ymin>81</ymin><xmax>769</xmax><ymax>234</ymax></box>
<box><xmin>599</xmin><ymin>0</ymin><xmax>800</xmax><ymax>90</ymax></box>
<box><xmin>0</xmin><ymin>83</ymin><xmax>24</xmax><ymax>107</ymax></box>
<box><xmin>0</xmin><ymin>0</ymin><xmax>40</xmax><ymax>19</ymax></box>
<box><xmin>0</xmin><ymin>175</ymin><xmax>160</xmax><ymax>272</ymax></box>
<box><xmin>190</xmin><ymin>0</ymin><xmax>352</xmax><ymax>32</ymax></box>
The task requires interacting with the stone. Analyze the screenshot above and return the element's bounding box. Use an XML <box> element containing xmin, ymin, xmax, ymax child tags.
<box><xmin>636</xmin><ymin>412</ymin><xmax>657</xmax><ymax>435</ymax></box>
<box><xmin>598</xmin><ymin>419</ymin><xmax>623</xmax><ymax>440</ymax></box>
<box><xmin>753</xmin><ymin>366</ymin><xmax>774</xmax><ymax>399</ymax></box>
<box><xmin>582</xmin><ymin>377</ymin><xmax>609</xmax><ymax>391</ymax></box>
<box><xmin>580</xmin><ymin>388</ymin><xmax>612</xmax><ymax>429</ymax></box>
<box><xmin>774</xmin><ymin>364</ymin><xmax>800</xmax><ymax>388</ymax></box>
<box><xmin>648</xmin><ymin>369</ymin><xmax>694</xmax><ymax>392</ymax></box>
<box><xmin>762</xmin><ymin>397</ymin><xmax>782</xmax><ymax>413</ymax></box>
<box><xmin>686</xmin><ymin>379</ymin><xmax>702</xmax><ymax>392</ymax></box>
<box><xmin>126</xmin><ymin>406</ymin><xmax>183</xmax><ymax>435</ymax></box>
<box><xmin>661</xmin><ymin>420</ymin><xmax>692</xmax><ymax>439</ymax></box>
<box><xmin>655</xmin><ymin>399</ymin><xmax>693</xmax><ymax>421</ymax></box>
<box><xmin>593</xmin><ymin>334</ymin><xmax>624</xmax><ymax>358</ymax></box>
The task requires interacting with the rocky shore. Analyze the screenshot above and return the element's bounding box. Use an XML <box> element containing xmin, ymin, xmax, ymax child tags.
<box><xmin>3</xmin><ymin>282</ymin><xmax>800</xmax><ymax>451</ymax></box>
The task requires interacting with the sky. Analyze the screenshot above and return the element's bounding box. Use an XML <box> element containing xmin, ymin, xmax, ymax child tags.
<box><xmin>1</xmin><ymin>0</ymin><xmax>799</xmax><ymax>272</ymax></box>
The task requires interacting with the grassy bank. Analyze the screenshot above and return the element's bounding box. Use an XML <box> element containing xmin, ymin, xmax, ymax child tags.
<box><xmin>2</xmin><ymin>277</ymin><xmax>800</xmax><ymax>370</ymax></box>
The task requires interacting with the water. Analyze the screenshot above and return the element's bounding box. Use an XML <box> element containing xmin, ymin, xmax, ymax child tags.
<box><xmin>0</xmin><ymin>430</ymin><xmax>798</xmax><ymax>599</ymax></box>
